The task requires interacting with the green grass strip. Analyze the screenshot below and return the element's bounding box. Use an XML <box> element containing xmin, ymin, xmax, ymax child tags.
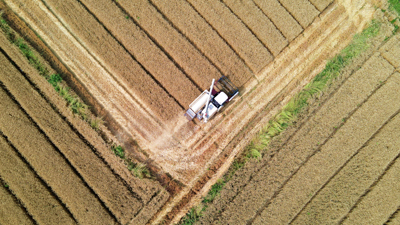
<box><xmin>389</xmin><ymin>0</ymin><xmax>400</xmax><ymax>15</ymax></box>
<box><xmin>179</xmin><ymin>20</ymin><xmax>381</xmax><ymax>225</ymax></box>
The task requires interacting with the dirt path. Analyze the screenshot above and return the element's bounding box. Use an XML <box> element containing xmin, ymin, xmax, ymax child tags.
<box><xmin>197</xmin><ymin>31</ymin><xmax>400</xmax><ymax>225</ymax></box>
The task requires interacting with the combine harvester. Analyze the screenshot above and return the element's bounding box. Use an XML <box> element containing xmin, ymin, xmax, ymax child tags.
<box><xmin>185</xmin><ymin>76</ymin><xmax>239</xmax><ymax>122</ymax></box>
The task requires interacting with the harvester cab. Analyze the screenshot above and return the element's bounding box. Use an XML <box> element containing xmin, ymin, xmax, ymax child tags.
<box><xmin>184</xmin><ymin>76</ymin><xmax>239</xmax><ymax>122</ymax></box>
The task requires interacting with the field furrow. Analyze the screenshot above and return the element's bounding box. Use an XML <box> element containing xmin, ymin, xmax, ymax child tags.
<box><xmin>186</xmin><ymin>0</ymin><xmax>272</xmax><ymax>74</ymax></box>
<box><xmin>0</xmin><ymin>50</ymin><xmax>142</xmax><ymax>224</ymax></box>
<box><xmin>279</xmin><ymin>0</ymin><xmax>320</xmax><ymax>28</ymax></box>
<box><xmin>222</xmin><ymin>0</ymin><xmax>288</xmax><ymax>56</ymax></box>
<box><xmin>4</xmin><ymin>0</ymin><xmax>166</xmax><ymax>144</ymax></box>
<box><xmin>292</xmin><ymin>108</ymin><xmax>400</xmax><ymax>224</ymax></box>
<box><xmin>40</xmin><ymin>0</ymin><xmax>192</xmax><ymax>109</ymax></box>
<box><xmin>0</xmin><ymin>134</ymin><xmax>75</xmax><ymax>224</ymax></box>
<box><xmin>0</xmin><ymin>55</ymin><xmax>117</xmax><ymax>225</ymax></box>
<box><xmin>0</xmin><ymin>179</ymin><xmax>35</xmax><ymax>225</ymax></box>
<box><xmin>342</xmin><ymin>135</ymin><xmax>400</xmax><ymax>224</ymax></box>
<box><xmin>253</xmin><ymin>0</ymin><xmax>303</xmax><ymax>41</ymax></box>
<box><xmin>147</xmin><ymin>0</ymin><xmax>252</xmax><ymax>86</ymax></box>
<box><xmin>387</xmin><ymin>209</ymin><xmax>400</xmax><ymax>225</ymax></box>
<box><xmin>309</xmin><ymin>0</ymin><xmax>335</xmax><ymax>11</ymax></box>
<box><xmin>206</xmin><ymin>53</ymin><xmax>394</xmax><ymax>224</ymax></box>
<box><xmin>253</xmin><ymin>71</ymin><xmax>400</xmax><ymax>224</ymax></box>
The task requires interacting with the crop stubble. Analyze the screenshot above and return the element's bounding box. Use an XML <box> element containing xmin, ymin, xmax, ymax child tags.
<box><xmin>186</xmin><ymin>0</ymin><xmax>272</xmax><ymax>74</ymax></box>
<box><xmin>203</xmin><ymin>54</ymin><xmax>395</xmax><ymax>224</ymax></box>
<box><xmin>0</xmin><ymin>49</ymin><xmax>146</xmax><ymax>224</ymax></box>
<box><xmin>148</xmin><ymin>0</ymin><xmax>253</xmax><ymax>86</ymax></box>
<box><xmin>222</xmin><ymin>0</ymin><xmax>288</xmax><ymax>56</ymax></box>
<box><xmin>253</xmin><ymin>0</ymin><xmax>303</xmax><ymax>42</ymax></box>
<box><xmin>293</xmin><ymin>107</ymin><xmax>400</xmax><ymax>224</ymax></box>
<box><xmin>278</xmin><ymin>0</ymin><xmax>320</xmax><ymax>28</ymax></box>
<box><xmin>0</xmin><ymin>176</ymin><xmax>34</xmax><ymax>225</ymax></box>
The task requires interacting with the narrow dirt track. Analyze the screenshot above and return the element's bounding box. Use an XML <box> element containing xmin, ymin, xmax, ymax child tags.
<box><xmin>197</xmin><ymin>32</ymin><xmax>400</xmax><ymax>225</ymax></box>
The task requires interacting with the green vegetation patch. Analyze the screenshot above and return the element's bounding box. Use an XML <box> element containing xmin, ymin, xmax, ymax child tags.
<box><xmin>179</xmin><ymin>20</ymin><xmax>381</xmax><ymax>225</ymax></box>
<box><xmin>389</xmin><ymin>0</ymin><xmax>400</xmax><ymax>15</ymax></box>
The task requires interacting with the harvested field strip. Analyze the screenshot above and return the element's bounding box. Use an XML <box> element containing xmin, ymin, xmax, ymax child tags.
<box><xmin>4</xmin><ymin>0</ymin><xmax>166</xmax><ymax>143</ymax></box>
<box><xmin>186</xmin><ymin>0</ymin><xmax>272</xmax><ymax>74</ymax></box>
<box><xmin>0</xmin><ymin>55</ymin><xmax>117</xmax><ymax>225</ymax></box>
<box><xmin>39</xmin><ymin>0</ymin><xmax>192</xmax><ymax>110</ymax></box>
<box><xmin>148</xmin><ymin>0</ymin><xmax>253</xmax><ymax>86</ymax></box>
<box><xmin>78</xmin><ymin>0</ymin><xmax>203</xmax><ymax>94</ymax></box>
<box><xmin>0</xmin><ymin>134</ymin><xmax>76</xmax><ymax>224</ymax></box>
<box><xmin>253</xmin><ymin>71</ymin><xmax>400</xmax><ymax>224</ymax></box>
<box><xmin>0</xmin><ymin>178</ymin><xmax>35</xmax><ymax>225</ymax></box>
<box><xmin>278</xmin><ymin>0</ymin><xmax>320</xmax><ymax>28</ymax></box>
<box><xmin>0</xmin><ymin>50</ymin><xmax>143</xmax><ymax>224</ymax></box>
<box><xmin>292</xmin><ymin>109</ymin><xmax>400</xmax><ymax>224</ymax></box>
<box><xmin>342</xmin><ymin>149</ymin><xmax>400</xmax><ymax>224</ymax></box>
<box><xmin>113</xmin><ymin>0</ymin><xmax>222</xmax><ymax>91</ymax></box>
<box><xmin>309</xmin><ymin>0</ymin><xmax>335</xmax><ymax>11</ymax></box>
<box><xmin>253</xmin><ymin>0</ymin><xmax>303</xmax><ymax>41</ymax></box>
<box><xmin>222</xmin><ymin>0</ymin><xmax>288</xmax><ymax>56</ymax></box>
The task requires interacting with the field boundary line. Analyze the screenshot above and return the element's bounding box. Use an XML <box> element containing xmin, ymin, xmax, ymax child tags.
<box><xmin>218</xmin><ymin>0</ymin><xmax>274</xmax><ymax>57</ymax></box>
<box><xmin>0</xmin><ymin>130</ymin><xmax>78</xmax><ymax>224</ymax></box>
<box><xmin>76</xmin><ymin>0</ymin><xmax>203</xmax><ymax>95</ymax></box>
<box><xmin>337</xmin><ymin>109</ymin><xmax>400</xmax><ymax>224</ymax></box>
<box><xmin>36</xmin><ymin>0</ymin><xmax>170</xmax><ymax>128</ymax></box>
<box><xmin>308</xmin><ymin>0</ymin><xmax>320</xmax><ymax>12</ymax></box>
<box><xmin>0</xmin><ymin>62</ymin><xmax>120</xmax><ymax>223</ymax></box>
<box><xmin>0</xmin><ymin>42</ymin><xmax>150</xmax><ymax>204</ymax></box>
<box><xmin>184</xmin><ymin>0</ymin><xmax>255</xmax><ymax>77</ymax></box>
<box><xmin>0</xmin><ymin>173</ymin><xmax>37</xmax><ymax>224</ymax></box>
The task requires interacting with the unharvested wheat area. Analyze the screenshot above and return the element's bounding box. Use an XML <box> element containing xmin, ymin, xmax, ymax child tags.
<box><xmin>0</xmin><ymin>0</ymin><xmax>399</xmax><ymax>224</ymax></box>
